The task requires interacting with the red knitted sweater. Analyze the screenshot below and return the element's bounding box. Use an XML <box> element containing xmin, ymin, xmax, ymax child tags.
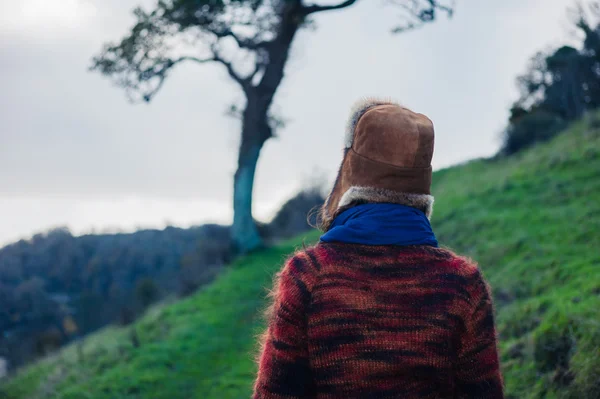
<box><xmin>253</xmin><ymin>243</ymin><xmax>503</xmax><ymax>399</ymax></box>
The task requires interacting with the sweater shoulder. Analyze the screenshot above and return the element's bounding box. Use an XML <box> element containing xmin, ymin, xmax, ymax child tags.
<box><xmin>278</xmin><ymin>246</ymin><xmax>323</xmax><ymax>290</ymax></box>
<box><xmin>436</xmin><ymin>248</ymin><xmax>492</xmax><ymax>306</ymax></box>
<box><xmin>435</xmin><ymin>247</ymin><xmax>483</xmax><ymax>279</ymax></box>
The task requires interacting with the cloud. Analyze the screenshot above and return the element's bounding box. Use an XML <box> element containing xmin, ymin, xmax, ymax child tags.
<box><xmin>0</xmin><ymin>0</ymin><xmax>575</xmax><ymax>244</ymax></box>
<box><xmin>0</xmin><ymin>0</ymin><xmax>98</xmax><ymax>33</ymax></box>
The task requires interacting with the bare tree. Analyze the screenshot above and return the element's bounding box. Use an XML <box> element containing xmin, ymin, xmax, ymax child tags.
<box><xmin>91</xmin><ymin>0</ymin><xmax>454</xmax><ymax>253</ymax></box>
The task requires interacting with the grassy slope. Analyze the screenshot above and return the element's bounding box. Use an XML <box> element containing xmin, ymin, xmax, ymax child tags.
<box><xmin>2</xmin><ymin>115</ymin><xmax>600</xmax><ymax>399</ymax></box>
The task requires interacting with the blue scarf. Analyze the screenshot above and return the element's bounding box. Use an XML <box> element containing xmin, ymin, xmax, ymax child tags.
<box><xmin>320</xmin><ymin>203</ymin><xmax>438</xmax><ymax>247</ymax></box>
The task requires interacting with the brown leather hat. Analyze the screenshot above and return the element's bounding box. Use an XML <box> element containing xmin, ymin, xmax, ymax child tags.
<box><xmin>320</xmin><ymin>98</ymin><xmax>435</xmax><ymax>231</ymax></box>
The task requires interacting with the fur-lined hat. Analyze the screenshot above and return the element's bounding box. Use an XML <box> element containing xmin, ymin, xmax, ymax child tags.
<box><xmin>320</xmin><ymin>98</ymin><xmax>435</xmax><ymax>231</ymax></box>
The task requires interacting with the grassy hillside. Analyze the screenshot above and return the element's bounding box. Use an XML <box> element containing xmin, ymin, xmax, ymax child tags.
<box><xmin>2</xmin><ymin>114</ymin><xmax>600</xmax><ymax>399</ymax></box>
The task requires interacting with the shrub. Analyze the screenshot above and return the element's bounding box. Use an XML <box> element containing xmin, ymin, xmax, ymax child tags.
<box><xmin>502</xmin><ymin>110</ymin><xmax>566</xmax><ymax>155</ymax></box>
<box><xmin>135</xmin><ymin>278</ymin><xmax>160</xmax><ymax>309</ymax></box>
<box><xmin>262</xmin><ymin>187</ymin><xmax>324</xmax><ymax>241</ymax></box>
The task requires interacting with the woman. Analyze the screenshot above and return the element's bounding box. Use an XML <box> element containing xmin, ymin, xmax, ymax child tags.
<box><xmin>253</xmin><ymin>98</ymin><xmax>504</xmax><ymax>399</ymax></box>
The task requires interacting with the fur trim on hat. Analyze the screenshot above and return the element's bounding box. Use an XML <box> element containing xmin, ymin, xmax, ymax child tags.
<box><xmin>345</xmin><ymin>97</ymin><xmax>401</xmax><ymax>149</ymax></box>
<box><xmin>338</xmin><ymin>186</ymin><xmax>434</xmax><ymax>219</ymax></box>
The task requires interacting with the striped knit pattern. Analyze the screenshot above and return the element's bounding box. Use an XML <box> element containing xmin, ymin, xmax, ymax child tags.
<box><xmin>253</xmin><ymin>243</ymin><xmax>503</xmax><ymax>399</ymax></box>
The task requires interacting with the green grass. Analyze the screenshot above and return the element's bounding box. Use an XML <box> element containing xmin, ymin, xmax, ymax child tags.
<box><xmin>2</xmin><ymin>113</ymin><xmax>600</xmax><ymax>399</ymax></box>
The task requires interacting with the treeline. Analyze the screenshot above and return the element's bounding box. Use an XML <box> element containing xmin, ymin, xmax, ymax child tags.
<box><xmin>503</xmin><ymin>3</ymin><xmax>600</xmax><ymax>154</ymax></box>
<box><xmin>0</xmin><ymin>188</ymin><xmax>323</xmax><ymax>370</ymax></box>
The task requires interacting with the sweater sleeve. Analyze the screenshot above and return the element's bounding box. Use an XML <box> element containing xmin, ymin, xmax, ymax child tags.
<box><xmin>455</xmin><ymin>268</ymin><xmax>504</xmax><ymax>399</ymax></box>
<box><xmin>253</xmin><ymin>253</ymin><xmax>315</xmax><ymax>399</ymax></box>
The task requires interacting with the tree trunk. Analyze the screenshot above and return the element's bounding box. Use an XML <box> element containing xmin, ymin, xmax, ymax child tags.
<box><xmin>231</xmin><ymin>2</ymin><xmax>303</xmax><ymax>253</ymax></box>
<box><xmin>231</xmin><ymin>100</ymin><xmax>271</xmax><ymax>254</ymax></box>
<box><xmin>232</xmin><ymin>140</ymin><xmax>264</xmax><ymax>253</ymax></box>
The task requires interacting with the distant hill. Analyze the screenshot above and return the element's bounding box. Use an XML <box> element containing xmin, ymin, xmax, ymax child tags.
<box><xmin>0</xmin><ymin>224</ymin><xmax>231</xmax><ymax>369</ymax></box>
<box><xmin>2</xmin><ymin>114</ymin><xmax>599</xmax><ymax>399</ymax></box>
<box><xmin>0</xmin><ymin>188</ymin><xmax>323</xmax><ymax>371</ymax></box>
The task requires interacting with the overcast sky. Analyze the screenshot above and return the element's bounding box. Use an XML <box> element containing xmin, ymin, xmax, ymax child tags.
<box><xmin>0</xmin><ymin>0</ymin><xmax>577</xmax><ymax>245</ymax></box>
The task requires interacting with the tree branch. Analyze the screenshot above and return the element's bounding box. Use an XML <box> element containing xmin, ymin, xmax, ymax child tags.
<box><xmin>139</xmin><ymin>51</ymin><xmax>252</xmax><ymax>101</ymax></box>
<box><xmin>427</xmin><ymin>0</ymin><xmax>454</xmax><ymax>15</ymax></box>
<box><xmin>212</xmin><ymin>48</ymin><xmax>248</xmax><ymax>90</ymax></box>
<box><xmin>389</xmin><ymin>0</ymin><xmax>454</xmax><ymax>33</ymax></box>
<box><xmin>303</xmin><ymin>0</ymin><xmax>359</xmax><ymax>14</ymax></box>
<box><xmin>174</xmin><ymin>56</ymin><xmax>215</xmax><ymax>65</ymax></box>
<box><xmin>139</xmin><ymin>56</ymin><xmax>215</xmax><ymax>102</ymax></box>
<box><xmin>210</xmin><ymin>27</ymin><xmax>266</xmax><ymax>50</ymax></box>
<box><xmin>248</xmin><ymin>60</ymin><xmax>264</xmax><ymax>85</ymax></box>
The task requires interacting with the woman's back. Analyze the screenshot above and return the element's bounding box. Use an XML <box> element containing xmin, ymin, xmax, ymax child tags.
<box><xmin>308</xmin><ymin>243</ymin><xmax>500</xmax><ymax>398</ymax></box>
<box><xmin>254</xmin><ymin>243</ymin><xmax>502</xmax><ymax>398</ymax></box>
